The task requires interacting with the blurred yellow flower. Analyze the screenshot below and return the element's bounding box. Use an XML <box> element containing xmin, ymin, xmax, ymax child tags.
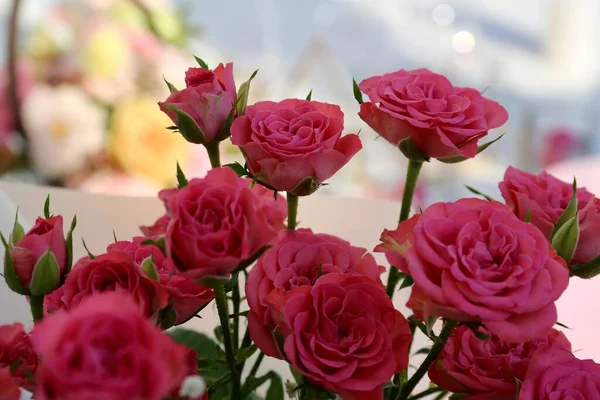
<box><xmin>109</xmin><ymin>97</ymin><xmax>189</xmax><ymax>186</ymax></box>
<box><xmin>82</xmin><ymin>26</ymin><xmax>130</xmax><ymax>78</ymax></box>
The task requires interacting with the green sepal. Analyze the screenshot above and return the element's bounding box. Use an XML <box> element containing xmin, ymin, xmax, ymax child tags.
<box><xmin>305</xmin><ymin>89</ymin><xmax>313</xmax><ymax>101</ymax></box>
<box><xmin>236</xmin><ymin>69</ymin><xmax>259</xmax><ymax>116</ymax></box>
<box><xmin>438</xmin><ymin>134</ymin><xmax>505</xmax><ymax>164</ymax></box>
<box><xmin>176</xmin><ymin>162</ymin><xmax>188</xmax><ymax>189</ymax></box>
<box><xmin>163</xmin><ymin>76</ymin><xmax>178</xmax><ymax>94</ymax></box>
<box><xmin>352</xmin><ymin>78</ymin><xmax>363</xmax><ymax>104</ymax></box>
<box><xmin>194</xmin><ymin>55</ymin><xmax>209</xmax><ymax>69</ymax></box>
<box><xmin>570</xmin><ymin>254</ymin><xmax>600</xmax><ymax>279</ymax></box>
<box><xmin>163</xmin><ymin>104</ymin><xmax>207</xmax><ymax>144</ymax></box>
<box><xmin>1</xmin><ymin>233</ymin><xmax>28</xmax><ymax>295</ymax></box>
<box><xmin>30</xmin><ymin>250</ymin><xmax>61</xmax><ymax>296</ymax></box>
<box><xmin>551</xmin><ymin>214</ymin><xmax>579</xmax><ymax>263</ymax></box>
<box><xmin>141</xmin><ymin>256</ymin><xmax>159</xmax><ymax>280</ymax></box>
<box><xmin>398</xmin><ymin>137</ymin><xmax>429</xmax><ymax>163</ymax></box>
<box><xmin>551</xmin><ymin>178</ymin><xmax>578</xmax><ymax>239</ymax></box>
<box><xmin>10</xmin><ymin>208</ymin><xmax>24</xmax><ymax>245</ymax></box>
<box><xmin>65</xmin><ymin>215</ymin><xmax>77</xmax><ymax>274</ymax></box>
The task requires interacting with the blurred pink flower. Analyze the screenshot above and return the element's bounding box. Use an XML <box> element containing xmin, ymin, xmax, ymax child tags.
<box><xmin>540</xmin><ymin>128</ymin><xmax>580</xmax><ymax>167</ymax></box>
<box><xmin>77</xmin><ymin>172</ymin><xmax>161</xmax><ymax>197</ymax></box>
<box><xmin>0</xmin><ymin>60</ymin><xmax>34</xmax><ymax>147</ymax></box>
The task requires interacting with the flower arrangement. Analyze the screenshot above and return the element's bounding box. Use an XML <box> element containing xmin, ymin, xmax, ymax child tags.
<box><xmin>2</xmin><ymin>58</ymin><xmax>599</xmax><ymax>400</ymax></box>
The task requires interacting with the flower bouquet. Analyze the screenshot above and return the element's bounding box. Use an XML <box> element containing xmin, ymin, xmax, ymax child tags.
<box><xmin>1</xmin><ymin>57</ymin><xmax>599</xmax><ymax>400</ymax></box>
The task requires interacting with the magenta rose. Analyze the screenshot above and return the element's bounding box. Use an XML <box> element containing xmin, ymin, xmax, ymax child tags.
<box><xmin>8</xmin><ymin>215</ymin><xmax>67</xmax><ymax>295</ymax></box>
<box><xmin>230</xmin><ymin>99</ymin><xmax>362</xmax><ymax>195</ymax></box>
<box><xmin>518</xmin><ymin>347</ymin><xmax>600</xmax><ymax>399</ymax></box>
<box><xmin>53</xmin><ymin>252</ymin><xmax>169</xmax><ymax>320</ymax></box>
<box><xmin>140</xmin><ymin>188</ymin><xmax>177</xmax><ymax>237</ymax></box>
<box><xmin>429</xmin><ymin>326</ymin><xmax>571</xmax><ymax>400</ymax></box>
<box><xmin>385</xmin><ymin>198</ymin><xmax>569</xmax><ymax>342</ymax></box>
<box><xmin>159</xmin><ymin>63</ymin><xmax>236</xmax><ymax>144</ymax></box>
<box><xmin>265</xmin><ymin>273</ymin><xmax>411</xmax><ymax>400</ymax></box>
<box><xmin>0</xmin><ymin>323</ymin><xmax>38</xmax><ymax>390</ymax></box>
<box><xmin>246</xmin><ymin>228</ymin><xmax>384</xmax><ymax>357</ymax></box>
<box><xmin>166</xmin><ymin>167</ymin><xmax>287</xmax><ymax>279</ymax></box>
<box><xmin>107</xmin><ymin>237</ymin><xmax>214</xmax><ymax>325</ymax></box>
<box><xmin>32</xmin><ymin>292</ymin><xmax>190</xmax><ymax>400</ymax></box>
<box><xmin>499</xmin><ymin>166</ymin><xmax>600</xmax><ymax>265</ymax></box>
<box><xmin>0</xmin><ymin>368</ymin><xmax>20</xmax><ymax>400</ymax></box>
<box><xmin>358</xmin><ymin>68</ymin><xmax>508</xmax><ymax>159</ymax></box>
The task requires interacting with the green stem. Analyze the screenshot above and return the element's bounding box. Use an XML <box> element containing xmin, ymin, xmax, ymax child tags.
<box><xmin>205</xmin><ymin>141</ymin><xmax>222</xmax><ymax>168</ymax></box>
<box><xmin>287</xmin><ymin>193</ymin><xmax>299</xmax><ymax>230</ymax></box>
<box><xmin>232</xmin><ymin>284</ymin><xmax>240</xmax><ymax>351</ymax></box>
<box><xmin>29</xmin><ymin>296</ymin><xmax>44</xmax><ymax>323</ymax></box>
<box><xmin>386</xmin><ymin>160</ymin><xmax>423</xmax><ymax>297</ymax></box>
<box><xmin>407</xmin><ymin>387</ymin><xmax>445</xmax><ymax>400</ymax></box>
<box><xmin>397</xmin><ymin>321</ymin><xmax>457</xmax><ymax>400</ymax></box>
<box><xmin>248</xmin><ymin>352</ymin><xmax>265</xmax><ymax>379</ymax></box>
<box><xmin>214</xmin><ymin>284</ymin><xmax>240</xmax><ymax>397</ymax></box>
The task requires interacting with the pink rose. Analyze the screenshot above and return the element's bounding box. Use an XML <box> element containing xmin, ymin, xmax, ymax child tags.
<box><xmin>32</xmin><ymin>292</ymin><xmax>190</xmax><ymax>400</ymax></box>
<box><xmin>54</xmin><ymin>252</ymin><xmax>170</xmax><ymax>320</ymax></box>
<box><xmin>358</xmin><ymin>68</ymin><xmax>508</xmax><ymax>159</ymax></box>
<box><xmin>159</xmin><ymin>63</ymin><xmax>237</xmax><ymax>144</ymax></box>
<box><xmin>375</xmin><ymin>214</ymin><xmax>420</xmax><ymax>273</ymax></box>
<box><xmin>386</xmin><ymin>198</ymin><xmax>569</xmax><ymax>342</ymax></box>
<box><xmin>140</xmin><ymin>188</ymin><xmax>177</xmax><ymax>237</ymax></box>
<box><xmin>107</xmin><ymin>237</ymin><xmax>214</xmax><ymax>325</ymax></box>
<box><xmin>166</xmin><ymin>167</ymin><xmax>287</xmax><ymax>279</ymax></box>
<box><xmin>0</xmin><ymin>368</ymin><xmax>20</xmax><ymax>400</ymax></box>
<box><xmin>266</xmin><ymin>273</ymin><xmax>411</xmax><ymax>400</ymax></box>
<box><xmin>230</xmin><ymin>99</ymin><xmax>362</xmax><ymax>195</ymax></box>
<box><xmin>429</xmin><ymin>326</ymin><xmax>571</xmax><ymax>400</ymax></box>
<box><xmin>499</xmin><ymin>166</ymin><xmax>600</xmax><ymax>265</ymax></box>
<box><xmin>518</xmin><ymin>347</ymin><xmax>600</xmax><ymax>400</ymax></box>
<box><xmin>246</xmin><ymin>228</ymin><xmax>384</xmax><ymax>357</ymax></box>
<box><xmin>0</xmin><ymin>323</ymin><xmax>38</xmax><ymax>390</ymax></box>
<box><xmin>8</xmin><ymin>216</ymin><xmax>67</xmax><ymax>295</ymax></box>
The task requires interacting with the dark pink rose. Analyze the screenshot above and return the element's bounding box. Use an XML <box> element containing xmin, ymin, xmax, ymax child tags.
<box><xmin>107</xmin><ymin>237</ymin><xmax>214</xmax><ymax>325</ymax></box>
<box><xmin>55</xmin><ymin>252</ymin><xmax>170</xmax><ymax>320</ymax></box>
<box><xmin>0</xmin><ymin>323</ymin><xmax>38</xmax><ymax>390</ymax></box>
<box><xmin>375</xmin><ymin>214</ymin><xmax>420</xmax><ymax>273</ymax></box>
<box><xmin>230</xmin><ymin>99</ymin><xmax>362</xmax><ymax>195</ymax></box>
<box><xmin>429</xmin><ymin>326</ymin><xmax>571</xmax><ymax>400</ymax></box>
<box><xmin>140</xmin><ymin>188</ymin><xmax>177</xmax><ymax>237</ymax></box>
<box><xmin>0</xmin><ymin>368</ymin><xmax>20</xmax><ymax>400</ymax></box>
<box><xmin>518</xmin><ymin>347</ymin><xmax>600</xmax><ymax>399</ymax></box>
<box><xmin>8</xmin><ymin>216</ymin><xmax>67</xmax><ymax>294</ymax></box>
<box><xmin>265</xmin><ymin>273</ymin><xmax>411</xmax><ymax>400</ymax></box>
<box><xmin>32</xmin><ymin>292</ymin><xmax>189</xmax><ymax>400</ymax></box>
<box><xmin>166</xmin><ymin>167</ymin><xmax>287</xmax><ymax>279</ymax></box>
<box><xmin>499</xmin><ymin>166</ymin><xmax>600</xmax><ymax>265</ymax></box>
<box><xmin>159</xmin><ymin>63</ymin><xmax>237</xmax><ymax>144</ymax></box>
<box><xmin>358</xmin><ymin>68</ymin><xmax>508</xmax><ymax>159</ymax></box>
<box><xmin>388</xmin><ymin>198</ymin><xmax>569</xmax><ymax>342</ymax></box>
<box><xmin>246</xmin><ymin>228</ymin><xmax>384</xmax><ymax>358</ymax></box>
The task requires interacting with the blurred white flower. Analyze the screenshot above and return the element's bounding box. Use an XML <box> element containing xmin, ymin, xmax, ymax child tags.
<box><xmin>179</xmin><ymin>375</ymin><xmax>206</xmax><ymax>399</ymax></box>
<box><xmin>21</xmin><ymin>85</ymin><xmax>106</xmax><ymax>180</ymax></box>
<box><xmin>77</xmin><ymin>172</ymin><xmax>161</xmax><ymax>197</ymax></box>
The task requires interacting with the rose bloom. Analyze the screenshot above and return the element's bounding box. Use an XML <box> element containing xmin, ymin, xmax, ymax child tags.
<box><xmin>166</xmin><ymin>167</ymin><xmax>287</xmax><ymax>279</ymax></box>
<box><xmin>266</xmin><ymin>273</ymin><xmax>411</xmax><ymax>400</ymax></box>
<box><xmin>0</xmin><ymin>323</ymin><xmax>38</xmax><ymax>389</ymax></box>
<box><xmin>429</xmin><ymin>326</ymin><xmax>571</xmax><ymax>400</ymax></box>
<box><xmin>380</xmin><ymin>198</ymin><xmax>569</xmax><ymax>343</ymax></box>
<box><xmin>107</xmin><ymin>237</ymin><xmax>214</xmax><ymax>325</ymax></box>
<box><xmin>519</xmin><ymin>347</ymin><xmax>600</xmax><ymax>399</ymax></box>
<box><xmin>141</xmin><ymin>188</ymin><xmax>177</xmax><ymax>237</ymax></box>
<box><xmin>49</xmin><ymin>252</ymin><xmax>169</xmax><ymax>320</ymax></box>
<box><xmin>0</xmin><ymin>368</ymin><xmax>20</xmax><ymax>400</ymax></box>
<box><xmin>499</xmin><ymin>166</ymin><xmax>600</xmax><ymax>265</ymax></box>
<box><xmin>160</xmin><ymin>63</ymin><xmax>237</xmax><ymax>144</ymax></box>
<box><xmin>32</xmin><ymin>292</ymin><xmax>190</xmax><ymax>400</ymax></box>
<box><xmin>231</xmin><ymin>99</ymin><xmax>362</xmax><ymax>195</ymax></box>
<box><xmin>246</xmin><ymin>228</ymin><xmax>384</xmax><ymax>357</ymax></box>
<box><xmin>358</xmin><ymin>68</ymin><xmax>508</xmax><ymax>159</ymax></box>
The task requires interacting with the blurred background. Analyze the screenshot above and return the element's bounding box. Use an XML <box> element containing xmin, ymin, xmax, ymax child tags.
<box><xmin>0</xmin><ymin>0</ymin><xmax>599</xmax><ymax>207</ymax></box>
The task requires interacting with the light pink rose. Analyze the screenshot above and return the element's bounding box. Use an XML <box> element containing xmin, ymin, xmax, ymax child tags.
<box><xmin>518</xmin><ymin>347</ymin><xmax>600</xmax><ymax>400</ymax></box>
<box><xmin>159</xmin><ymin>63</ymin><xmax>237</xmax><ymax>144</ymax></box>
<box><xmin>383</xmin><ymin>198</ymin><xmax>570</xmax><ymax>342</ymax></box>
<box><xmin>266</xmin><ymin>273</ymin><xmax>411</xmax><ymax>400</ymax></box>
<box><xmin>32</xmin><ymin>292</ymin><xmax>190</xmax><ymax>400</ymax></box>
<box><xmin>429</xmin><ymin>326</ymin><xmax>571</xmax><ymax>400</ymax></box>
<box><xmin>0</xmin><ymin>323</ymin><xmax>38</xmax><ymax>390</ymax></box>
<box><xmin>230</xmin><ymin>99</ymin><xmax>362</xmax><ymax>195</ymax></box>
<box><xmin>358</xmin><ymin>68</ymin><xmax>508</xmax><ymax>159</ymax></box>
<box><xmin>246</xmin><ymin>228</ymin><xmax>384</xmax><ymax>358</ymax></box>
<box><xmin>166</xmin><ymin>167</ymin><xmax>287</xmax><ymax>279</ymax></box>
<box><xmin>499</xmin><ymin>166</ymin><xmax>600</xmax><ymax>265</ymax></box>
<box><xmin>107</xmin><ymin>237</ymin><xmax>214</xmax><ymax>325</ymax></box>
<box><xmin>0</xmin><ymin>368</ymin><xmax>20</xmax><ymax>400</ymax></box>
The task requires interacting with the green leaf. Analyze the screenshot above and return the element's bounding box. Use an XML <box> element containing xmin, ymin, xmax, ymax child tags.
<box><xmin>43</xmin><ymin>195</ymin><xmax>51</xmax><ymax>219</ymax></box>
<box><xmin>216</xmin><ymin>100</ymin><xmax>239</xmax><ymax>141</ymax></box>
<box><xmin>1</xmin><ymin>233</ymin><xmax>28</xmax><ymax>295</ymax></box>
<box><xmin>551</xmin><ymin>214</ymin><xmax>579</xmax><ymax>263</ymax></box>
<box><xmin>194</xmin><ymin>55</ymin><xmax>209</xmax><ymax>69</ymax></box>
<box><xmin>266</xmin><ymin>374</ymin><xmax>284</xmax><ymax>400</ymax></box>
<box><xmin>438</xmin><ymin>134</ymin><xmax>505</xmax><ymax>164</ymax></box>
<box><xmin>224</xmin><ymin>162</ymin><xmax>248</xmax><ymax>177</ymax></box>
<box><xmin>214</xmin><ymin>325</ymin><xmax>224</xmax><ymax>343</ymax></box>
<box><xmin>163</xmin><ymin>76</ymin><xmax>178</xmax><ymax>94</ymax></box>
<box><xmin>465</xmin><ymin>186</ymin><xmax>495</xmax><ymax>201</ymax></box>
<box><xmin>158</xmin><ymin>304</ymin><xmax>177</xmax><ymax>330</ymax></box>
<box><xmin>163</xmin><ymin>105</ymin><xmax>207</xmax><ymax>144</ymax></box>
<box><xmin>141</xmin><ymin>237</ymin><xmax>166</xmax><ymax>254</ymax></box>
<box><xmin>81</xmin><ymin>238</ymin><xmax>96</xmax><ymax>259</ymax></box>
<box><xmin>168</xmin><ymin>328</ymin><xmax>223</xmax><ymax>359</ymax></box>
<box><xmin>236</xmin><ymin>69</ymin><xmax>259</xmax><ymax>116</ymax></box>
<box><xmin>352</xmin><ymin>78</ymin><xmax>363</xmax><ymax>104</ymax></box>
<box><xmin>65</xmin><ymin>215</ymin><xmax>77</xmax><ymax>274</ymax></box>
<box><xmin>141</xmin><ymin>256</ymin><xmax>159</xmax><ymax>280</ymax></box>
<box><xmin>570</xmin><ymin>254</ymin><xmax>600</xmax><ymax>279</ymax></box>
<box><xmin>30</xmin><ymin>250</ymin><xmax>61</xmax><ymax>296</ymax></box>
<box><xmin>305</xmin><ymin>89</ymin><xmax>313</xmax><ymax>101</ymax></box>
<box><xmin>398</xmin><ymin>137</ymin><xmax>430</xmax><ymax>163</ymax></box>
<box><xmin>551</xmin><ymin>178</ymin><xmax>578</xmax><ymax>239</ymax></box>
<box><xmin>176</xmin><ymin>162</ymin><xmax>188</xmax><ymax>189</ymax></box>
<box><xmin>235</xmin><ymin>345</ymin><xmax>258</xmax><ymax>364</ymax></box>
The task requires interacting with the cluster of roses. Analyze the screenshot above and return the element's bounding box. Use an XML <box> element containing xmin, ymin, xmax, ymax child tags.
<box><xmin>1</xmin><ymin>59</ymin><xmax>599</xmax><ymax>400</ymax></box>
